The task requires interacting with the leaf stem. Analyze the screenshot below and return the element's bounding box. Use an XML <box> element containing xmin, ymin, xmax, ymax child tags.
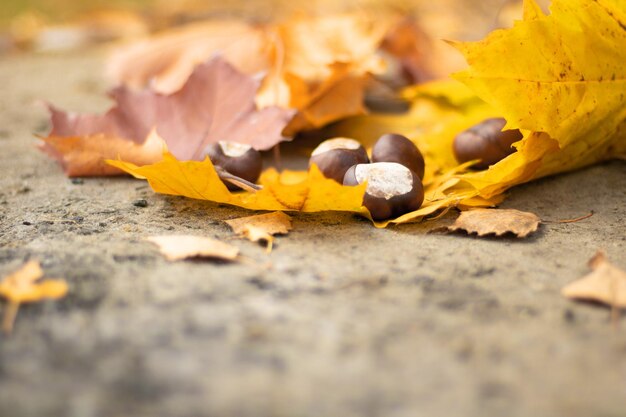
<box><xmin>2</xmin><ymin>301</ymin><xmax>20</xmax><ymax>335</ymax></box>
<box><xmin>543</xmin><ymin>211</ymin><xmax>594</xmax><ymax>224</ymax></box>
<box><xmin>214</xmin><ymin>166</ymin><xmax>263</xmax><ymax>192</ymax></box>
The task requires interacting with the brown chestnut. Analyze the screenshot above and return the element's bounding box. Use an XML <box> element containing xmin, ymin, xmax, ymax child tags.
<box><xmin>343</xmin><ymin>162</ymin><xmax>424</xmax><ymax>221</ymax></box>
<box><xmin>204</xmin><ymin>141</ymin><xmax>262</xmax><ymax>191</ymax></box>
<box><xmin>371</xmin><ymin>133</ymin><xmax>425</xmax><ymax>179</ymax></box>
<box><xmin>309</xmin><ymin>138</ymin><xmax>369</xmax><ymax>183</ymax></box>
<box><xmin>453</xmin><ymin>118</ymin><xmax>523</xmax><ymax>170</ymax></box>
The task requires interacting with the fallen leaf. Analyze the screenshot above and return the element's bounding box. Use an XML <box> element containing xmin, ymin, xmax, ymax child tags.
<box><xmin>225</xmin><ymin>212</ymin><xmax>292</xmax><ymax>252</ymax></box>
<box><xmin>108</xmin><ymin>14</ymin><xmax>419</xmax><ymax>131</ymax></box>
<box><xmin>42</xmin><ymin>56</ymin><xmax>295</xmax><ymax>176</ymax></box>
<box><xmin>108</xmin><ymin>152</ymin><xmax>368</xmax><ymax>213</ymax></box>
<box><xmin>0</xmin><ymin>261</ymin><xmax>68</xmax><ymax>334</ymax></box>
<box><xmin>146</xmin><ymin>235</ymin><xmax>239</xmax><ymax>261</ymax></box>
<box><xmin>562</xmin><ymin>252</ymin><xmax>626</xmax><ymax>308</ymax></box>
<box><xmin>107</xmin><ymin>20</ymin><xmax>271</xmax><ymax>94</ymax></box>
<box><xmin>379</xmin><ymin>17</ymin><xmax>438</xmax><ymax>83</ymax></box>
<box><xmin>40</xmin><ymin>129</ymin><xmax>166</xmax><ymax>177</ymax></box>
<box><xmin>326</xmin><ymin>0</ymin><xmax>626</xmax><ymax>225</ymax></box>
<box><xmin>452</xmin><ymin>0</ymin><xmax>626</xmax><ymax>197</ymax></box>
<box><xmin>447</xmin><ymin>208</ymin><xmax>541</xmax><ymax>238</ymax></box>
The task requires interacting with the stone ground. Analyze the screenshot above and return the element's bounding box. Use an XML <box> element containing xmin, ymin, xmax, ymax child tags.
<box><xmin>0</xmin><ymin>50</ymin><xmax>625</xmax><ymax>417</ymax></box>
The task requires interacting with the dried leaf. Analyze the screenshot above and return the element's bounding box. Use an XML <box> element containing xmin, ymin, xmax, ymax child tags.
<box><xmin>562</xmin><ymin>252</ymin><xmax>626</xmax><ymax>308</ymax></box>
<box><xmin>0</xmin><ymin>261</ymin><xmax>68</xmax><ymax>334</ymax></box>
<box><xmin>40</xmin><ymin>129</ymin><xmax>166</xmax><ymax>177</ymax></box>
<box><xmin>42</xmin><ymin>56</ymin><xmax>295</xmax><ymax>176</ymax></box>
<box><xmin>146</xmin><ymin>235</ymin><xmax>239</xmax><ymax>261</ymax></box>
<box><xmin>107</xmin><ymin>20</ymin><xmax>271</xmax><ymax>94</ymax></box>
<box><xmin>108</xmin><ymin>14</ymin><xmax>400</xmax><ymax>131</ymax></box>
<box><xmin>108</xmin><ymin>151</ymin><xmax>368</xmax><ymax>213</ymax></box>
<box><xmin>225</xmin><ymin>212</ymin><xmax>292</xmax><ymax>252</ymax></box>
<box><xmin>447</xmin><ymin>209</ymin><xmax>540</xmax><ymax>238</ymax></box>
<box><xmin>452</xmin><ymin>0</ymin><xmax>626</xmax><ymax>197</ymax></box>
<box><xmin>328</xmin><ymin>0</ymin><xmax>626</xmax><ymax>225</ymax></box>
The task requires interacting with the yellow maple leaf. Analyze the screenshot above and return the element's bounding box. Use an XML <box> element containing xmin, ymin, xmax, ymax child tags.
<box><xmin>330</xmin><ymin>0</ymin><xmax>626</xmax><ymax>224</ymax></box>
<box><xmin>107</xmin><ymin>151</ymin><xmax>367</xmax><ymax>214</ymax></box>
<box><xmin>0</xmin><ymin>261</ymin><xmax>68</xmax><ymax>334</ymax></box>
<box><xmin>452</xmin><ymin>0</ymin><xmax>626</xmax><ymax>193</ymax></box>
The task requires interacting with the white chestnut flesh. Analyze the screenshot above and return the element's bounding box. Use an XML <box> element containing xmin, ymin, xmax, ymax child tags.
<box><xmin>309</xmin><ymin>138</ymin><xmax>369</xmax><ymax>183</ymax></box>
<box><xmin>453</xmin><ymin>118</ymin><xmax>523</xmax><ymax>170</ymax></box>
<box><xmin>204</xmin><ymin>141</ymin><xmax>262</xmax><ymax>191</ymax></box>
<box><xmin>371</xmin><ymin>133</ymin><xmax>425</xmax><ymax>179</ymax></box>
<box><xmin>343</xmin><ymin>162</ymin><xmax>424</xmax><ymax>221</ymax></box>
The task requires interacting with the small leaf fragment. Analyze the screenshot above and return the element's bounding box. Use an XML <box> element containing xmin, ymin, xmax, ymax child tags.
<box><xmin>562</xmin><ymin>252</ymin><xmax>626</xmax><ymax>308</ymax></box>
<box><xmin>447</xmin><ymin>208</ymin><xmax>540</xmax><ymax>238</ymax></box>
<box><xmin>225</xmin><ymin>212</ymin><xmax>292</xmax><ymax>252</ymax></box>
<box><xmin>0</xmin><ymin>261</ymin><xmax>68</xmax><ymax>334</ymax></box>
<box><xmin>146</xmin><ymin>235</ymin><xmax>239</xmax><ymax>261</ymax></box>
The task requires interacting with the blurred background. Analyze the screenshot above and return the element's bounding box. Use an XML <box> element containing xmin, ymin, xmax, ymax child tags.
<box><xmin>0</xmin><ymin>0</ymin><xmax>550</xmax><ymax>53</ymax></box>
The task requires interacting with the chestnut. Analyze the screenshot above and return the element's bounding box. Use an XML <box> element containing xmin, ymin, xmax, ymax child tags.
<box><xmin>309</xmin><ymin>138</ymin><xmax>369</xmax><ymax>183</ymax></box>
<box><xmin>343</xmin><ymin>162</ymin><xmax>424</xmax><ymax>221</ymax></box>
<box><xmin>371</xmin><ymin>133</ymin><xmax>425</xmax><ymax>179</ymax></box>
<box><xmin>204</xmin><ymin>141</ymin><xmax>262</xmax><ymax>191</ymax></box>
<box><xmin>453</xmin><ymin>118</ymin><xmax>523</xmax><ymax>170</ymax></box>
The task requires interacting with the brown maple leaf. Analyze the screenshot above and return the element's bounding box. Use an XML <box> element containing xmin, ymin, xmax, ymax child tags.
<box><xmin>0</xmin><ymin>261</ymin><xmax>68</xmax><ymax>334</ymax></box>
<box><xmin>447</xmin><ymin>208</ymin><xmax>541</xmax><ymax>238</ymax></box>
<box><xmin>41</xmin><ymin>56</ymin><xmax>296</xmax><ymax>176</ymax></box>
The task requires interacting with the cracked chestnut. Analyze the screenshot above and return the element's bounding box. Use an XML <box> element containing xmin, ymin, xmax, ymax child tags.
<box><xmin>309</xmin><ymin>138</ymin><xmax>369</xmax><ymax>183</ymax></box>
<box><xmin>204</xmin><ymin>141</ymin><xmax>262</xmax><ymax>191</ymax></box>
<box><xmin>343</xmin><ymin>162</ymin><xmax>424</xmax><ymax>221</ymax></box>
<box><xmin>371</xmin><ymin>133</ymin><xmax>425</xmax><ymax>179</ymax></box>
<box><xmin>453</xmin><ymin>118</ymin><xmax>523</xmax><ymax>170</ymax></box>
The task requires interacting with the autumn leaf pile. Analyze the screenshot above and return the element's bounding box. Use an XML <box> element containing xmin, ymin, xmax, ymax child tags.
<box><xmin>40</xmin><ymin>0</ymin><xmax>626</xmax><ymax>227</ymax></box>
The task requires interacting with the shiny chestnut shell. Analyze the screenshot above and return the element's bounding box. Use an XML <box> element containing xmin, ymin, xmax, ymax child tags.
<box><xmin>343</xmin><ymin>162</ymin><xmax>424</xmax><ymax>221</ymax></box>
<box><xmin>453</xmin><ymin>118</ymin><xmax>523</xmax><ymax>170</ymax></box>
<box><xmin>204</xmin><ymin>142</ymin><xmax>262</xmax><ymax>191</ymax></box>
<box><xmin>309</xmin><ymin>138</ymin><xmax>369</xmax><ymax>183</ymax></box>
<box><xmin>371</xmin><ymin>133</ymin><xmax>425</xmax><ymax>179</ymax></box>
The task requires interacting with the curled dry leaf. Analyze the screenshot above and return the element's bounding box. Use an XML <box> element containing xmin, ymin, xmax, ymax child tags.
<box><xmin>225</xmin><ymin>212</ymin><xmax>292</xmax><ymax>252</ymax></box>
<box><xmin>0</xmin><ymin>261</ymin><xmax>68</xmax><ymax>334</ymax></box>
<box><xmin>41</xmin><ymin>56</ymin><xmax>295</xmax><ymax>176</ymax></box>
<box><xmin>146</xmin><ymin>235</ymin><xmax>239</xmax><ymax>262</ymax></box>
<box><xmin>447</xmin><ymin>208</ymin><xmax>541</xmax><ymax>238</ymax></box>
<box><xmin>562</xmin><ymin>251</ymin><xmax>626</xmax><ymax>308</ymax></box>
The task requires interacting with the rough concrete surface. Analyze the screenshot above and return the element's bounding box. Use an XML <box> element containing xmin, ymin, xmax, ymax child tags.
<box><xmin>0</xmin><ymin>51</ymin><xmax>625</xmax><ymax>417</ymax></box>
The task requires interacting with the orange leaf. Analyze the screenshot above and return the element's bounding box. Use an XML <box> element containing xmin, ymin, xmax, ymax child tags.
<box><xmin>108</xmin><ymin>14</ymin><xmax>399</xmax><ymax>131</ymax></box>
<box><xmin>39</xmin><ymin>129</ymin><xmax>165</xmax><ymax>177</ymax></box>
